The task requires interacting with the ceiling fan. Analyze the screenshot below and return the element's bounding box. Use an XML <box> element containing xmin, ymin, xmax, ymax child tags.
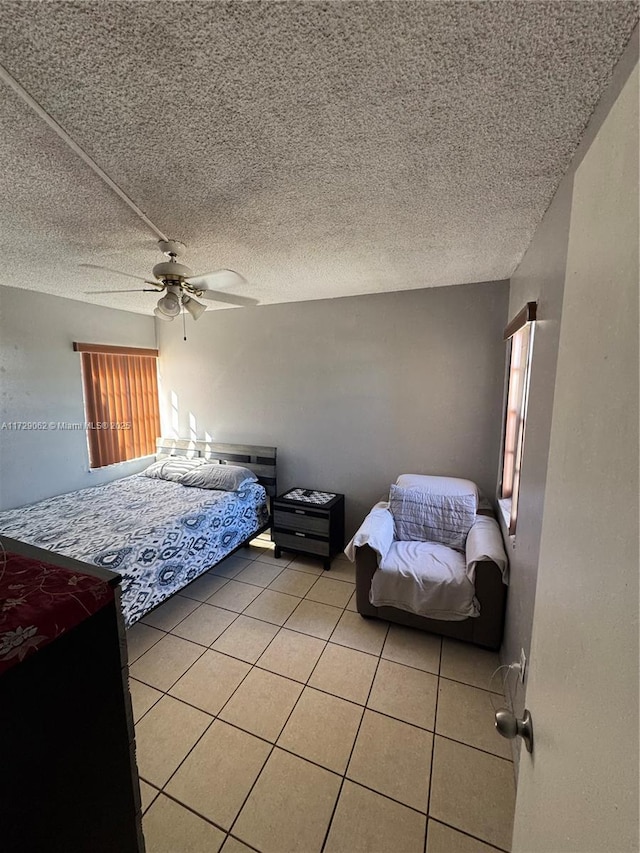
<box><xmin>0</xmin><ymin>66</ymin><xmax>259</xmax><ymax>325</ymax></box>
<box><xmin>0</xmin><ymin>66</ymin><xmax>258</xmax><ymax>325</ymax></box>
<box><xmin>83</xmin><ymin>240</ymin><xmax>258</xmax><ymax>321</ymax></box>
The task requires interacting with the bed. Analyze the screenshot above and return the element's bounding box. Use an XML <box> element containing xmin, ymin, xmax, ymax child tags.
<box><xmin>0</xmin><ymin>438</ymin><xmax>277</xmax><ymax>626</ymax></box>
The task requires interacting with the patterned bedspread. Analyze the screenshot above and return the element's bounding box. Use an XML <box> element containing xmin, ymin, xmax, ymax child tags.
<box><xmin>0</xmin><ymin>475</ymin><xmax>269</xmax><ymax>626</ymax></box>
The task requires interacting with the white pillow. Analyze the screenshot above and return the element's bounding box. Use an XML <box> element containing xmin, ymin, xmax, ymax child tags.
<box><xmin>142</xmin><ymin>457</ymin><xmax>206</xmax><ymax>482</ymax></box>
<box><xmin>389</xmin><ymin>483</ymin><xmax>477</xmax><ymax>551</ymax></box>
<box><xmin>396</xmin><ymin>474</ymin><xmax>479</xmax><ymax>501</ymax></box>
<box><xmin>180</xmin><ymin>462</ymin><xmax>258</xmax><ymax>491</ymax></box>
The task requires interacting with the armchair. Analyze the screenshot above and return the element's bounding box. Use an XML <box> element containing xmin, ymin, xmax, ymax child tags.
<box><xmin>345</xmin><ymin>476</ymin><xmax>508</xmax><ymax>651</ymax></box>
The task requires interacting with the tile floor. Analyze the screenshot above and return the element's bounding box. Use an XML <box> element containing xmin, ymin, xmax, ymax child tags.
<box><xmin>127</xmin><ymin>534</ymin><xmax>516</xmax><ymax>853</ymax></box>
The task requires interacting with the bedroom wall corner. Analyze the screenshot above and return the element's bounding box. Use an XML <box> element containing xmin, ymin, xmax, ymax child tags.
<box><xmin>0</xmin><ymin>287</ymin><xmax>157</xmax><ymax>510</ymax></box>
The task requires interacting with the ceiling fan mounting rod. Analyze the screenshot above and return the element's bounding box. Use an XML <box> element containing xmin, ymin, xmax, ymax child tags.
<box><xmin>159</xmin><ymin>240</ymin><xmax>185</xmax><ymax>258</ymax></box>
<box><xmin>0</xmin><ymin>61</ymin><xmax>170</xmax><ymax>243</ymax></box>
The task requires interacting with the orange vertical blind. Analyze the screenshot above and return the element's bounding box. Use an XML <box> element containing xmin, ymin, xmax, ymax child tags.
<box><xmin>74</xmin><ymin>343</ymin><xmax>160</xmax><ymax>468</ymax></box>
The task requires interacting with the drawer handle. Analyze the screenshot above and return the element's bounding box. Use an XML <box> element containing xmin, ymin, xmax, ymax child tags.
<box><xmin>294</xmin><ymin>509</ymin><xmax>306</xmax><ymax>515</ymax></box>
<box><xmin>294</xmin><ymin>532</ymin><xmax>306</xmax><ymax>538</ymax></box>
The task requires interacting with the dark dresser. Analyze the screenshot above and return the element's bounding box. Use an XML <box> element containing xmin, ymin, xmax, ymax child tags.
<box><xmin>0</xmin><ymin>536</ymin><xmax>144</xmax><ymax>853</ymax></box>
<box><xmin>271</xmin><ymin>489</ymin><xmax>345</xmax><ymax>570</ymax></box>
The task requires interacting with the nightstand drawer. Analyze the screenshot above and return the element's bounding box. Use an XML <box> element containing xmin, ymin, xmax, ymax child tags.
<box><xmin>272</xmin><ymin>530</ymin><xmax>330</xmax><ymax>557</ymax></box>
<box><xmin>273</xmin><ymin>508</ymin><xmax>329</xmax><ymax>536</ymax></box>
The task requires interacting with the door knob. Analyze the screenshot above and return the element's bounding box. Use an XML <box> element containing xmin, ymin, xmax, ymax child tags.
<box><xmin>495</xmin><ymin>707</ymin><xmax>534</xmax><ymax>753</ymax></box>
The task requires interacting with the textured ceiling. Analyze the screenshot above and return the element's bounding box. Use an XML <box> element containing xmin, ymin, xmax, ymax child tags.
<box><xmin>0</xmin><ymin>1</ymin><xmax>637</xmax><ymax>315</ymax></box>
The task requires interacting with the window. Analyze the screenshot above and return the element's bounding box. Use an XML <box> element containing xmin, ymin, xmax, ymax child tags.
<box><xmin>499</xmin><ymin>302</ymin><xmax>536</xmax><ymax>535</ymax></box>
<box><xmin>74</xmin><ymin>343</ymin><xmax>160</xmax><ymax>469</ymax></box>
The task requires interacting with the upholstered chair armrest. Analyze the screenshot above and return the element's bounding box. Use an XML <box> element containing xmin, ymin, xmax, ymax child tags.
<box><xmin>465</xmin><ymin>514</ymin><xmax>508</xmax><ymax>584</ymax></box>
<box><xmin>344</xmin><ymin>502</ymin><xmax>395</xmax><ymax>563</ymax></box>
<box><xmin>354</xmin><ymin>544</ymin><xmax>380</xmax><ymax>616</ymax></box>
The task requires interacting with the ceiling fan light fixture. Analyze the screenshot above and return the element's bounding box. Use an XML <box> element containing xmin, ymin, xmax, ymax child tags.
<box><xmin>155</xmin><ymin>291</ymin><xmax>181</xmax><ymax>318</ymax></box>
<box><xmin>182</xmin><ymin>295</ymin><xmax>206</xmax><ymax>320</ymax></box>
<box><xmin>153</xmin><ymin>306</ymin><xmax>174</xmax><ymax>321</ymax></box>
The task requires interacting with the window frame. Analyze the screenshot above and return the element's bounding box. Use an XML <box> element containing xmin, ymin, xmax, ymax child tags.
<box><xmin>73</xmin><ymin>342</ymin><xmax>160</xmax><ymax>469</ymax></box>
<box><xmin>498</xmin><ymin>302</ymin><xmax>536</xmax><ymax>536</ymax></box>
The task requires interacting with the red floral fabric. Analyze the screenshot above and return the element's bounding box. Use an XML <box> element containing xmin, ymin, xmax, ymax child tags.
<box><xmin>0</xmin><ymin>551</ymin><xmax>114</xmax><ymax>674</ymax></box>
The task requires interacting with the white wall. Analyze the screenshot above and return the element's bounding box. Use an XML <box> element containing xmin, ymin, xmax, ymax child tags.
<box><xmin>499</xmin><ymin>29</ymin><xmax>639</xmax><ymax>768</ymax></box>
<box><xmin>500</xmin><ymin>153</ymin><xmax>574</xmax><ymax>733</ymax></box>
<box><xmin>513</xmin><ymin>55</ymin><xmax>638</xmax><ymax>852</ymax></box>
<box><xmin>0</xmin><ymin>286</ymin><xmax>156</xmax><ymax>509</ymax></box>
<box><xmin>157</xmin><ymin>281</ymin><xmax>509</xmax><ymax>538</ymax></box>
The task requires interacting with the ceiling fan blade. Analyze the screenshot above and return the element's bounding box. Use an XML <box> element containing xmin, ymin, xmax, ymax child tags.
<box><xmin>79</xmin><ymin>263</ymin><xmax>150</xmax><ymax>283</ymax></box>
<box><xmin>186</xmin><ymin>269</ymin><xmax>256</xmax><ymax>307</ymax></box>
<box><xmin>199</xmin><ymin>290</ymin><xmax>259</xmax><ymax>307</ymax></box>
<box><xmin>186</xmin><ymin>269</ymin><xmax>247</xmax><ymax>290</ymax></box>
<box><xmin>84</xmin><ymin>288</ymin><xmax>161</xmax><ymax>294</ymax></box>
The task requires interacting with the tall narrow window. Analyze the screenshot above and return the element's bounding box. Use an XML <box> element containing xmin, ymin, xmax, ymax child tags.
<box><xmin>73</xmin><ymin>343</ymin><xmax>160</xmax><ymax>469</ymax></box>
<box><xmin>499</xmin><ymin>303</ymin><xmax>536</xmax><ymax>535</ymax></box>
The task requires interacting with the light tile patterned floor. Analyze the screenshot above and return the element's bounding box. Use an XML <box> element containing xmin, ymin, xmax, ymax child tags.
<box><xmin>127</xmin><ymin>534</ymin><xmax>516</xmax><ymax>853</ymax></box>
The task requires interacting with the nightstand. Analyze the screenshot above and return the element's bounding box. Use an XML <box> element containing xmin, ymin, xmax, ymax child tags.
<box><xmin>271</xmin><ymin>489</ymin><xmax>345</xmax><ymax>570</ymax></box>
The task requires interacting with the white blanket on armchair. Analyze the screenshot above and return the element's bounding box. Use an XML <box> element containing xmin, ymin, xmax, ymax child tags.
<box><xmin>345</xmin><ymin>504</ymin><xmax>507</xmax><ymax>621</ymax></box>
<box><xmin>373</xmin><ymin>540</ymin><xmax>478</xmax><ymax>621</ymax></box>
